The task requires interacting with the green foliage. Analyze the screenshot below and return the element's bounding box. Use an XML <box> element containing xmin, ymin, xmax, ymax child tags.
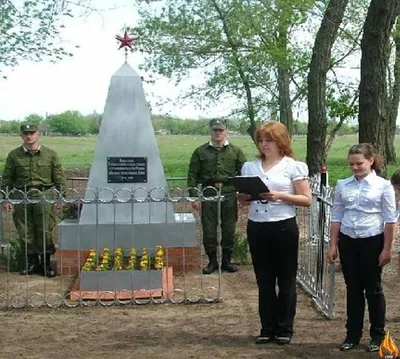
<box><xmin>24</xmin><ymin>113</ymin><xmax>44</xmax><ymax>126</ymax></box>
<box><xmin>84</xmin><ymin>112</ymin><xmax>102</xmax><ymax>134</ymax></box>
<box><xmin>48</xmin><ymin>111</ymin><xmax>92</xmax><ymax>135</ymax></box>
<box><xmin>0</xmin><ymin>0</ymin><xmax>79</xmax><ymax>76</ymax></box>
<box><xmin>232</xmin><ymin>232</ymin><xmax>249</xmax><ymax>265</ymax></box>
<box><xmin>325</xmin><ymin>87</ymin><xmax>359</xmax><ymax>138</ymax></box>
<box><xmin>321</xmin><ymin>0</ymin><xmax>369</xmax><ymax>132</ymax></box>
<box><xmin>131</xmin><ymin>0</ymin><xmax>316</xmax><ymax>125</ymax></box>
<box><xmin>131</xmin><ymin>0</ymin><xmax>372</xmax><ymax>138</ymax></box>
<box><xmin>0</xmin><ymin>110</ymin><xmax>101</xmax><ymax>135</ymax></box>
<box><xmin>329</xmin><ymin>0</ymin><xmax>369</xmax><ymax>69</ymax></box>
<box><xmin>21</xmin><ymin>113</ymin><xmax>49</xmax><ymax>133</ymax></box>
<box><xmin>0</xmin><ymin>119</ymin><xmax>20</xmax><ymax>133</ymax></box>
<box><xmin>327</xmin><ymin>88</ymin><xmax>358</xmax><ymax>121</ymax></box>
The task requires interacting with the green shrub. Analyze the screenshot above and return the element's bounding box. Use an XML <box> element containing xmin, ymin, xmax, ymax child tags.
<box><xmin>0</xmin><ymin>238</ymin><xmax>22</xmax><ymax>272</ymax></box>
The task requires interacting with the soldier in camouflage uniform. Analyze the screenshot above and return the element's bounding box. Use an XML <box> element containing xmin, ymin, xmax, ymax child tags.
<box><xmin>1</xmin><ymin>124</ymin><xmax>66</xmax><ymax>277</ymax></box>
<box><xmin>187</xmin><ymin>119</ymin><xmax>246</xmax><ymax>274</ymax></box>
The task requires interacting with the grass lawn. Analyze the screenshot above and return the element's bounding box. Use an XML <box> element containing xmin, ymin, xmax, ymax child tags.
<box><xmin>1</xmin><ymin>134</ymin><xmax>400</xmax><ymax>185</ymax></box>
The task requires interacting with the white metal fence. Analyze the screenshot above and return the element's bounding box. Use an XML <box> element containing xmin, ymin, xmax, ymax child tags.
<box><xmin>0</xmin><ymin>176</ymin><xmax>335</xmax><ymax>318</ymax></box>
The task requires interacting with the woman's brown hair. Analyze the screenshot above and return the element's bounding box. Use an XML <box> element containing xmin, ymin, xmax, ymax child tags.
<box><xmin>254</xmin><ymin>121</ymin><xmax>294</xmax><ymax>159</ymax></box>
<box><xmin>347</xmin><ymin>143</ymin><xmax>385</xmax><ymax>177</ymax></box>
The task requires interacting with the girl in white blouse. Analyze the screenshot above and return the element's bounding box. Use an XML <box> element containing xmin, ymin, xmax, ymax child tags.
<box><xmin>328</xmin><ymin>143</ymin><xmax>397</xmax><ymax>353</ymax></box>
<box><xmin>238</xmin><ymin>121</ymin><xmax>311</xmax><ymax>345</ymax></box>
<box><xmin>390</xmin><ymin>169</ymin><xmax>400</xmax><ymax>263</ymax></box>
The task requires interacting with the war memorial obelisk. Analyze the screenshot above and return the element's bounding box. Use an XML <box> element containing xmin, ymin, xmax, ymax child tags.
<box><xmin>58</xmin><ymin>32</ymin><xmax>196</xmax><ymax>253</ymax></box>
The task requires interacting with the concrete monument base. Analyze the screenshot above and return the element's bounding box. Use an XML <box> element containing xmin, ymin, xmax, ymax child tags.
<box><xmin>58</xmin><ymin>213</ymin><xmax>197</xmax><ymax>250</ymax></box>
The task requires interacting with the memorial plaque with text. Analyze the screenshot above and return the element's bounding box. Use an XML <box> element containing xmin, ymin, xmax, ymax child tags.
<box><xmin>107</xmin><ymin>157</ymin><xmax>147</xmax><ymax>183</ymax></box>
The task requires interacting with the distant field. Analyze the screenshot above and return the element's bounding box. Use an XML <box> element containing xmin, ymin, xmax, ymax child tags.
<box><xmin>1</xmin><ymin>134</ymin><xmax>400</xmax><ymax>185</ymax></box>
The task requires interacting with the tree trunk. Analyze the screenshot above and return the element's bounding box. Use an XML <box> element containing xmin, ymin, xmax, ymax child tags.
<box><xmin>358</xmin><ymin>0</ymin><xmax>400</xmax><ymax>162</ymax></box>
<box><xmin>324</xmin><ymin>117</ymin><xmax>346</xmax><ymax>156</ymax></box>
<box><xmin>306</xmin><ymin>0</ymin><xmax>349</xmax><ymax>176</ymax></box>
<box><xmin>386</xmin><ymin>17</ymin><xmax>400</xmax><ymax>164</ymax></box>
<box><xmin>211</xmin><ymin>0</ymin><xmax>257</xmax><ymax>142</ymax></box>
<box><xmin>277</xmin><ymin>24</ymin><xmax>293</xmax><ymax>136</ymax></box>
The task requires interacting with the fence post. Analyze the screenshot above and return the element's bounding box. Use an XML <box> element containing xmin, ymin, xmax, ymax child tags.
<box><xmin>316</xmin><ymin>165</ymin><xmax>327</xmax><ymax>296</ymax></box>
<box><xmin>320</xmin><ymin>164</ymin><xmax>327</xmax><ymax>190</ymax></box>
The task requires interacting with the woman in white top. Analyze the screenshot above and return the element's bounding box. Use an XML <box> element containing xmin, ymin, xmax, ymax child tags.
<box><xmin>327</xmin><ymin>143</ymin><xmax>397</xmax><ymax>353</ymax></box>
<box><xmin>238</xmin><ymin>121</ymin><xmax>311</xmax><ymax>345</ymax></box>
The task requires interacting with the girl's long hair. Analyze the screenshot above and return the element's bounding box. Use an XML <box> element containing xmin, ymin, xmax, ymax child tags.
<box><xmin>254</xmin><ymin>121</ymin><xmax>294</xmax><ymax>159</ymax></box>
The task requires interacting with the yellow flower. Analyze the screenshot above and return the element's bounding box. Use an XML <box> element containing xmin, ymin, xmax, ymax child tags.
<box><xmin>139</xmin><ymin>247</ymin><xmax>150</xmax><ymax>270</ymax></box>
<box><xmin>154</xmin><ymin>245</ymin><xmax>164</xmax><ymax>270</ymax></box>
<box><xmin>127</xmin><ymin>248</ymin><xmax>137</xmax><ymax>270</ymax></box>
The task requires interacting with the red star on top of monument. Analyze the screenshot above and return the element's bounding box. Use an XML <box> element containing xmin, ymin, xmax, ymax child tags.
<box><xmin>115</xmin><ymin>31</ymin><xmax>136</xmax><ymax>50</ymax></box>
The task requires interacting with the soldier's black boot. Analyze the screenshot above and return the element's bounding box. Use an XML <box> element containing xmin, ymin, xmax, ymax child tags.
<box><xmin>202</xmin><ymin>252</ymin><xmax>218</xmax><ymax>275</ymax></box>
<box><xmin>42</xmin><ymin>253</ymin><xmax>56</xmax><ymax>278</ymax></box>
<box><xmin>221</xmin><ymin>249</ymin><xmax>238</xmax><ymax>273</ymax></box>
<box><xmin>19</xmin><ymin>253</ymin><xmax>40</xmax><ymax>275</ymax></box>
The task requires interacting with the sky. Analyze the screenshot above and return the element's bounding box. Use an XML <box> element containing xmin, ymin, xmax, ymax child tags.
<box><xmin>0</xmin><ymin>0</ymin><xmax>237</xmax><ymax>122</ymax></box>
<box><xmin>0</xmin><ymin>0</ymin><xmax>377</xmax><ymax>125</ymax></box>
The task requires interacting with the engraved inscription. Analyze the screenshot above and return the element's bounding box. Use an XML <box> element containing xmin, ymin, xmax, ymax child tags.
<box><xmin>107</xmin><ymin>157</ymin><xmax>147</xmax><ymax>183</ymax></box>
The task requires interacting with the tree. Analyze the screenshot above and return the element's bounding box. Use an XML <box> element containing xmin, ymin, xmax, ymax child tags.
<box><xmin>358</xmin><ymin>0</ymin><xmax>400</xmax><ymax>163</ymax></box>
<box><xmin>83</xmin><ymin>111</ymin><xmax>102</xmax><ymax>134</ymax></box>
<box><xmin>270</xmin><ymin>0</ymin><xmax>313</xmax><ymax>135</ymax></box>
<box><xmin>236</xmin><ymin>0</ymin><xmax>314</xmax><ymax>136</ymax></box>
<box><xmin>24</xmin><ymin>113</ymin><xmax>44</xmax><ymax>126</ymax></box>
<box><xmin>322</xmin><ymin>0</ymin><xmax>369</xmax><ymax>154</ymax></box>
<box><xmin>131</xmin><ymin>0</ymin><xmax>315</xmax><ymax>139</ymax></box>
<box><xmin>0</xmin><ymin>119</ymin><xmax>20</xmax><ymax>133</ymax></box>
<box><xmin>0</xmin><ymin>0</ymin><xmax>91</xmax><ymax>77</ymax></box>
<box><xmin>306</xmin><ymin>0</ymin><xmax>350</xmax><ymax>175</ymax></box>
<box><xmin>48</xmin><ymin>110</ymin><xmax>89</xmax><ymax>135</ymax></box>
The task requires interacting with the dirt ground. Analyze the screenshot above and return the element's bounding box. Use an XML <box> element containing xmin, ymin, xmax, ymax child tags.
<box><xmin>0</xmin><ymin>260</ymin><xmax>400</xmax><ymax>359</ymax></box>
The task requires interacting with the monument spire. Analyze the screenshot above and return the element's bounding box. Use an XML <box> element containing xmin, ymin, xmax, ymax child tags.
<box><xmin>115</xmin><ymin>30</ymin><xmax>136</xmax><ymax>63</ymax></box>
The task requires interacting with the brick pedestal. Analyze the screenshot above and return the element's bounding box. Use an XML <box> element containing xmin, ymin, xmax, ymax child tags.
<box><xmin>164</xmin><ymin>247</ymin><xmax>201</xmax><ymax>274</ymax></box>
<box><xmin>56</xmin><ymin>250</ymin><xmax>90</xmax><ymax>276</ymax></box>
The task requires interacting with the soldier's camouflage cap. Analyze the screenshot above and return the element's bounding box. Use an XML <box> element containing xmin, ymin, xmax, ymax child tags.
<box><xmin>20</xmin><ymin>124</ymin><xmax>39</xmax><ymax>133</ymax></box>
<box><xmin>209</xmin><ymin>119</ymin><xmax>227</xmax><ymax>130</ymax></box>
